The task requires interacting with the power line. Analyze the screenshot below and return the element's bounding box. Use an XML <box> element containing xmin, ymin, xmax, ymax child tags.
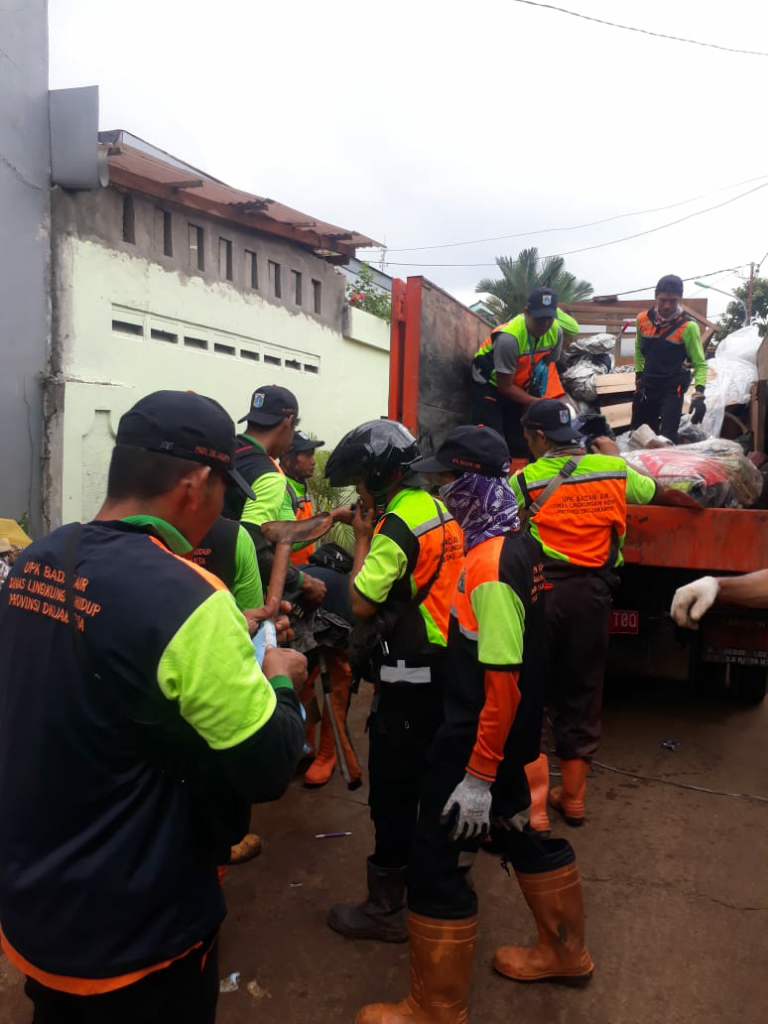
<box><xmin>510</xmin><ymin>0</ymin><xmax>768</xmax><ymax>58</ymax></box>
<box><xmin>358</xmin><ymin>174</ymin><xmax>768</xmax><ymax>255</ymax></box>
<box><xmin>375</xmin><ymin>181</ymin><xmax>768</xmax><ymax>268</ymax></box>
<box><xmin>614</xmin><ymin>266</ymin><xmax>746</xmax><ymax>298</ymax></box>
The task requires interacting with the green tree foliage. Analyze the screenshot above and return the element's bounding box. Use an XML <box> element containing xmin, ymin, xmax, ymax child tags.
<box><xmin>307</xmin><ymin>448</ymin><xmax>355</xmax><ymax>552</ymax></box>
<box><xmin>475</xmin><ymin>247</ymin><xmax>593</xmax><ymax>324</ymax></box>
<box><xmin>716</xmin><ymin>278</ymin><xmax>768</xmax><ymax>340</ymax></box>
<box><xmin>346</xmin><ymin>262</ymin><xmax>391</xmax><ymax>322</ymax></box>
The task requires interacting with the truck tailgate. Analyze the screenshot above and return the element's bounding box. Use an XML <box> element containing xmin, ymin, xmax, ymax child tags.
<box><xmin>624</xmin><ymin>506</ymin><xmax>768</xmax><ymax>573</ymax></box>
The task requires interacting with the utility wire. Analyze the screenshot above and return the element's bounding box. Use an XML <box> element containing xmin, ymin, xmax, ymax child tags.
<box><xmin>358</xmin><ymin>174</ymin><xmax>768</xmax><ymax>254</ymax></box>
<box><xmin>614</xmin><ymin>265</ymin><xmax>746</xmax><ymax>297</ymax></box>
<box><xmin>510</xmin><ymin>0</ymin><xmax>768</xmax><ymax>58</ymax></box>
<box><xmin>375</xmin><ymin>180</ymin><xmax>768</xmax><ymax>268</ymax></box>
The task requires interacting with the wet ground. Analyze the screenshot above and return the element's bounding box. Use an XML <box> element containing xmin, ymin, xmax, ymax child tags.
<box><xmin>2</xmin><ymin>676</ymin><xmax>767</xmax><ymax>1023</ymax></box>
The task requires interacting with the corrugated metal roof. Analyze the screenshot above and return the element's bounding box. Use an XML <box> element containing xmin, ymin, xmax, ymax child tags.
<box><xmin>100</xmin><ymin>131</ymin><xmax>381</xmax><ymax>258</ymax></box>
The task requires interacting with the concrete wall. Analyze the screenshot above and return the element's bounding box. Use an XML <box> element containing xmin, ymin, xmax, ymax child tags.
<box><xmin>0</xmin><ymin>2</ymin><xmax>50</xmax><ymax>532</ymax></box>
<box><xmin>46</xmin><ymin>189</ymin><xmax>390</xmax><ymax>527</ymax></box>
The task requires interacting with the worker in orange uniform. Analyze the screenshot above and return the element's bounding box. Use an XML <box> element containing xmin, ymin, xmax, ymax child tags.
<box><xmin>355</xmin><ymin>425</ymin><xmax>593</xmax><ymax>1024</ymax></box>
<box><xmin>472</xmin><ymin>289</ymin><xmax>576</xmax><ymax>457</ymax></box>
<box><xmin>280</xmin><ymin>430</ymin><xmax>324</xmax><ymax>566</ymax></box>
<box><xmin>511</xmin><ymin>399</ymin><xmax>662</xmax><ymax>832</ymax></box>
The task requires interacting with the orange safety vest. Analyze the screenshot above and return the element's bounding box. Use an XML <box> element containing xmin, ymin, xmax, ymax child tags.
<box><xmin>473</xmin><ymin>314</ymin><xmax>565</xmax><ymax>399</ymax></box>
<box><xmin>286</xmin><ymin>477</ymin><xmax>315</xmax><ymax>566</ymax></box>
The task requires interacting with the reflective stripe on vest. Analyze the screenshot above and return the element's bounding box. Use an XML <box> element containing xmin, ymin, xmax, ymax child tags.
<box><xmin>379</xmin><ymin>662</ymin><xmax>432</xmax><ymax>684</ymax></box>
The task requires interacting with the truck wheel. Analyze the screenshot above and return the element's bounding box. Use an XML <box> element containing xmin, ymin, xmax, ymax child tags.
<box><xmin>729</xmin><ymin>664</ymin><xmax>768</xmax><ymax>704</ymax></box>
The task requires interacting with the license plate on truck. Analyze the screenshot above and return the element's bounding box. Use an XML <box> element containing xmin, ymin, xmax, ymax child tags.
<box><xmin>610</xmin><ymin>610</ymin><xmax>639</xmax><ymax>634</ymax></box>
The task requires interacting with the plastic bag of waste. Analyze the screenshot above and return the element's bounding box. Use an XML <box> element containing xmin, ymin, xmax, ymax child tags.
<box><xmin>676</xmin><ymin>413</ymin><xmax>709</xmax><ymax>444</ymax></box>
<box><xmin>715</xmin><ymin>324</ymin><xmax>762</xmax><ymax>365</ymax></box>
<box><xmin>566</xmin><ymin>333</ymin><xmax>616</xmax><ymax>358</ymax></box>
<box><xmin>624</xmin><ymin>439</ymin><xmax>762</xmax><ymax>508</ymax></box>
<box><xmin>702</xmin><ymin>357</ymin><xmax>756</xmax><ymax>436</ymax></box>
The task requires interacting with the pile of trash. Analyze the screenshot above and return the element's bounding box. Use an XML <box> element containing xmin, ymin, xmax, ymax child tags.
<box><xmin>560</xmin><ymin>333</ymin><xmax>616</xmax><ymax>403</ymax></box>
<box><xmin>0</xmin><ymin>519</ymin><xmax>32</xmax><ymax>591</ymax></box>
<box><xmin>622</xmin><ymin>431</ymin><xmax>763</xmax><ymax>509</ymax></box>
<box><xmin>702</xmin><ymin>324</ymin><xmax>761</xmax><ymax>437</ymax></box>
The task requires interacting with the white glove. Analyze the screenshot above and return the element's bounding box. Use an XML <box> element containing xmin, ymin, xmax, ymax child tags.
<box><xmin>671</xmin><ymin>576</ymin><xmax>720</xmax><ymax>629</ymax></box>
<box><xmin>440</xmin><ymin>773</ymin><xmax>492</xmax><ymax>842</ymax></box>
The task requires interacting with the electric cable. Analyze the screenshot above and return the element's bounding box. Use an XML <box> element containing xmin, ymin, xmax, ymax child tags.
<box><xmin>509</xmin><ymin>0</ymin><xmax>768</xmax><ymax>58</ymax></box>
<box><xmin>357</xmin><ymin>173</ymin><xmax>768</xmax><ymax>255</ymax></box>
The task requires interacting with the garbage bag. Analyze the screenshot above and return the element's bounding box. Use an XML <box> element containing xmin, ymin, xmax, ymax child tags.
<box><xmin>703</xmin><ymin>356</ymin><xmax>756</xmax><ymax>436</ymax></box>
<box><xmin>624</xmin><ymin>439</ymin><xmax>762</xmax><ymax>509</ymax></box>
<box><xmin>715</xmin><ymin>324</ymin><xmax>762</xmax><ymax>365</ymax></box>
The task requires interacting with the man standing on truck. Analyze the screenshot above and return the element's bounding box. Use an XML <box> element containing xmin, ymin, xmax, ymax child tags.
<box><xmin>323</xmin><ymin>420</ymin><xmax>464</xmax><ymax>943</ymax></box>
<box><xmin>471</xmin><ymin>289</ymin><xmax>574</xmax><ymax>458</ymax></box>
<box><xmin>632</xmin><ymin>274</ymin><xmax>708</xmax><ymax>442</ymax></box>
<box><xmin>511</xmin><ymin>399</ymin><xmax>660</xmax><ymax>832</ymax></box>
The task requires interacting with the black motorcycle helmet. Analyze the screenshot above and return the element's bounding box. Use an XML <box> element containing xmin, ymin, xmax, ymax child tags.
<box><xmin>325</xmin><ymin>419</ymin><xmax>421</xmax><ymax>497</ymax></box>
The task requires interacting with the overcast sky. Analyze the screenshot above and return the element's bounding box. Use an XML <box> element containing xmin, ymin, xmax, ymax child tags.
<box><xmin>49</xmin><ymin>0</ymin><xmax>768</xmax><ymax>318</ymax></box>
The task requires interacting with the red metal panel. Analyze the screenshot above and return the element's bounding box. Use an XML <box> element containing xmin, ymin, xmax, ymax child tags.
<box><xmin>388</xmin><ymin>278</ymin><xmax>407</xmax><ymax>423</ymax></box>
<box><xmin>624</xmin><ymin>507</ymin><xmax>768</xmax><ymax>573</ymax></box>
<box><xmin>399</xmin><ymin>277</ymin><xmax>422</xmax><ymax>434</ymax></box>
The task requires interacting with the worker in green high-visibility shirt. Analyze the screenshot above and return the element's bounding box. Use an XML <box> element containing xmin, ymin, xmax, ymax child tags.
<box><xmin>633</xmin><ymin>274</ymin><xmax>708</xmax><ymax>443</ymax></box>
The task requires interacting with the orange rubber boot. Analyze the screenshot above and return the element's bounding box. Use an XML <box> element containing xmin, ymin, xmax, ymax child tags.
<box><xmin>525</xmin><ymin>754</ymin><xmax>551</xmax><ymax>835</ymax></box>
<box><xmin>304</xmin><ymin>708</ymin><xmax>336</xmax><ymax>786</ymax></box>
<box><xmin>493</xmin><ymin>862</ymin><xmax>593</xmax><ymax>984</ymax></box>
<box><xmin>548</xmin><ymin>758</ymin><xmax>589</xmax><ymax>826</ymax></box>
<box><xmin>355</xmin><ymin>912</ymin><xmax>476</xmax><ymax>1024</ymax></box>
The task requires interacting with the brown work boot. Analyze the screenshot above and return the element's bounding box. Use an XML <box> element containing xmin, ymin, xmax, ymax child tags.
<box><xmin>493</xmin><ymin>862</ymin><xmax>594</xmax><ymax>984</ymax></box>
<box><xmin>355</xmin><ymin>912</ymin><xmax>476</xmax><ymax>1023</ymax></box>
<box><xmin>525</xmin><ymin>754</ymin><xmax>551</xmax><ymax>835</ymax></box>
<box><xmin>227</xmin><ymin>833</ymin><xmax>262</xmax><ymax>864</ymax></box>
<box><xmin>328</xmin><ymin>859</ymin><xmax>408</xmax><ymax>943</ymax></box>
<box><xmin>549</xmin><ymin>758</ymin><xmax>589</xmax><ymax>826</ymax></box>
<box><xmin>304</xmin><ymin>708</ymin><xmax>336</xmax><ymax>786</ymax></box>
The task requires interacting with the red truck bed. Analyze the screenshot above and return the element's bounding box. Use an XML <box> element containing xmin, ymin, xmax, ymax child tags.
<box><xmin>624</xmin><ymin>507</ymin><xmax>768</xmax><ymax>573</ymax></box>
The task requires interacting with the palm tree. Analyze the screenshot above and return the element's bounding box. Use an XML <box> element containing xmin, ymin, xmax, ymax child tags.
<box><xmin>475</xmin><ymin>248</ymin><xmax>593</xmax><ymax>324</ymax></box>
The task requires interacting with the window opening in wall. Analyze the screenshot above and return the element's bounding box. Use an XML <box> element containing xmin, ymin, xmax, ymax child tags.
<box><xmin>214</xmin><ymin>343</ymin><xmax>236</xmax><ymax>356</ymax></box>
<box><xmin>285</xmin><ymin>358</ymin><xmax>301</xmax><ymax>370</ymax></box>
<box><xmin>292</xmin><ymin>270</ymin><xmax>302</xmax><ymax>306</ymax></box>
<box><xmin>240</xmin><ymin>350</ymin><xmax>260</xmax><ymax>361</ymax></box>
<box><xmin>112</xmin><ymin>319</ymin><xmax>143</xmax><ymax>337</ymax></box>
<box><xmin>184</xmin><ymin>336</ymin><xmax>208</xmax><ymax>350</ymax></box>
<box><xmin>264</xmin><ymin>354</ymin><xmax>282</xmax><ymax>366</ymax></box>
<box><xmin>189</xmin><ymin>224</ymin><xmax>205</xmax><ymax>270</ymax></box>
<box><xmin>162</xmin><ymin>211</ymin><xmax>173</xmax><ymax>256</ymax></box>
<box><xmin>245</xmin><ymin>250</ymin><xmax>258</xmax><ymax>289</ymax></box>
<box><xmin>219</xmin><ymin>238</ymin><xmax>233</xmax><ymax>281</ymax></box>
<box><xmin>151</xmin><ymin>328</ymin><xmax>177</xmax><ymax>343</ymax></box>
<box><xmin>122</xmin><ymin>194</ymin><xmax>136</xmax><ymax>244</ymax></box>
<box><xmin>304</xmin><ymin>363</ymin><xmax>319</xmax><ymax>374</ymax></box>
<box><xmin>312</xmin><ymin>279</ymin><xmax>322</xmax><ymax>314</ymax></box>
<box><xmin>268</xmin><ymin>260</ymin><xmax>282</xmax><ymax>298</ymax></box>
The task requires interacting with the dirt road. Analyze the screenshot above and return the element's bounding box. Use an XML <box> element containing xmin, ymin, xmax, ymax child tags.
<box><xmin>2</xmin><ymin>677</ymin><xmax>766</xmax><ymax>1023</ymax></box>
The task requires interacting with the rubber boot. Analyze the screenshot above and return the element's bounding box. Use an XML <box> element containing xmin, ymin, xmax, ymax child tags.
<box><xmin>304</xmin><ymin>707</ymin><xmax>336</xmax><ymax>786</ymax></box>
<box><xmin>549</xmin><ymin>758</ymin><xmax>589</xmax><ymax>826</ymax></box>
<box><xmin>525</xmin><ymin>754</ymin><xmax>551</xmax><ymax>835</ymax></box>
<box><xmin>328</xmin><ymin>858</ymin><xmax>408</xmax><ymax>942</ymax></box>
<box><xmin>493</xmin><ymin>862</ymin><xmax>594</xmax><ymax>984</ymax></box>
<box><xmin>355</xmin><ymin>912</ymin><xmax>477</xmax><ymax>1023</ymax></box>
<box><xmin>228</xmin><ymin>833</ymin><xmax>262</xmax><ymax>864</ymax></box>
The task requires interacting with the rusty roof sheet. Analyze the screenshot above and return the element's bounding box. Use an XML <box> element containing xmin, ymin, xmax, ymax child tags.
<box><xmin>101</xmin><ymin>135</ymin><xmax>381</xmax><ymax>257</ymax></box>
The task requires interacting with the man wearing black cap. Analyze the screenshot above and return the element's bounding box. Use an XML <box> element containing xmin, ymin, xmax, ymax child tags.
<box><xmin>0</xmin><ymin>390</ymin><xmax>307</xmax><ymax>1024</ymax></box>
<box><xmin>356</xmin><ymin>425</ymin><xmax>593</xmax><ymax>1024</ymax></box>
<box><xmin>280</xmin><ymin>430</ymin><xmax>325</xmax><ymax>567</ymax></box>
<box><xmin>226</xmin><ymin>385</ymin><xmax>326</xmax><ymax>608</ymax></box>
<box><xmin>511</xmin><ymin>398</ymin><xmax>659</xmax><ymax>835</ymax></box>
<box><xmin>633</xmin><ymin>274</ymin><xmax>708</xmax><ymax>442</ymax></box>
<box><xmin>471</xmin><ymin>287</ymin><xmax>573</xmax><ymax>457</ymax></box>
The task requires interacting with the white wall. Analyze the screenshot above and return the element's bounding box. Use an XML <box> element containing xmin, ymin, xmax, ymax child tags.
<box><xmin>46</xmin><ymin>237</ymin><xmax>390</xmax><ymax>526</ymax></box>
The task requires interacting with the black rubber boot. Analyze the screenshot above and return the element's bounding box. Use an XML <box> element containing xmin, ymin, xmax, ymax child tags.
<box><xmin>328</xmin><ymin>858</ymin><xmax>408</xmax><ymax>942</ymax></box>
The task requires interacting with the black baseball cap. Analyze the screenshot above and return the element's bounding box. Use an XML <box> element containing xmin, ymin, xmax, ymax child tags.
<box><xmin>238</xmin><ymin>385</ymin><xmax>299</xmax><ymax>426</ymax></box>
<box><xmin>521</xmin><ymin>399</ymin><xmax>582</xmax><ymax>444</ymax></box>
<box><xmin>526</xmin><ymin>287</ymin><xmax>558</xmax><ymax>319</ymax></box>
<box><xmin>116</xmin><ymin>390</ymin><xmax>257</xmax><ymax>499</ymax></box>
<box><xmin>410</xmin><ymin>425</ymin><xmax>511</xmax><ymax>478</ymax></box>
<box><xmin>655</xmin><ymin>274</ymin><xmax>684</xmax><ymax>296</ymax></box>
<box><xmin>286</xmin><ymin>430</ymin><xmax>325</xmax><ymax>454</ymax></box>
